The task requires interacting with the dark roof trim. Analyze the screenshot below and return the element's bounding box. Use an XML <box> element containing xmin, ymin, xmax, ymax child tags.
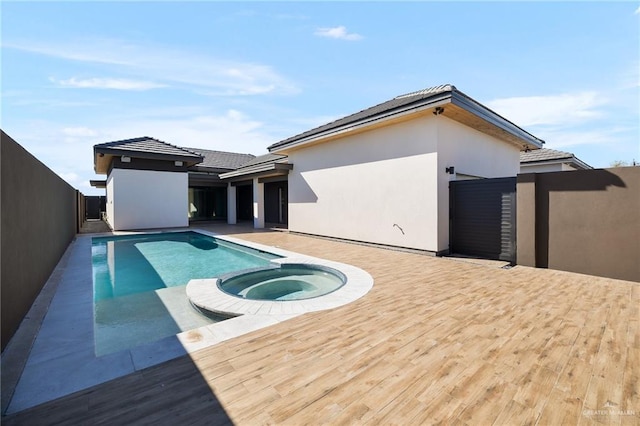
<box><xmin>89</xmin><ymin>180</ymin><xmax>106</xmax><ymax>188</ymax></box>
<box><xmin>219</xmin><ymin>162</ymin><xmax>292</xmax><ymax>181</ymax></box>
<box><xmin>95</xmin><ymin>147</ymin><xmax>204</xmax><ymax>164</ymax></box>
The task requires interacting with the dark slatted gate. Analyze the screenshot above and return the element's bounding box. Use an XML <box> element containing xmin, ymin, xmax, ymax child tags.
<box><xmin>449</xmin><ymin>177</ymin><xmax>517</xmax><ymax>263</ymax></box>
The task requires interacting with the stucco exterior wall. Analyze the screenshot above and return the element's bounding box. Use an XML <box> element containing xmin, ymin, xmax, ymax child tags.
<box><xmin>107</xmin><ymin>168</ymin><xmax>188</xmax><ymax>230</ymax></box>
<box><xmin>1</xmin><ymin>131</ymin><xmax>78</xmax><ymax>351</ymax></box>
<box><xmin>287</xmin><ymin>115</ymin><xmax>524</xmax><ymax>253</ymax></box>
<box><xmin>435</xmin><ymin>116</ymin><xmax>522</xmax><ymax>250</ymax></box>
<box><xmin>106</xmin><ymin>173</ymin><xmax>115</xmax><ymax>228</ymax></box>
<box><xmin>288</xmin><ymin>117</ymin><xmax>440</xmax><ymax>251</ymax></box>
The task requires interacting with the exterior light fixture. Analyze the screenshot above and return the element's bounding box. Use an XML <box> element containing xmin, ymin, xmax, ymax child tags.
<box><xmin>121</xmin><ymin>156</ymin><xmax>131</xmax><ymax>163</ymax></box>
<box><xmin>445</xmin><ymin>166</ymin><xmax>455</xmax><ymax>174</ymax></box>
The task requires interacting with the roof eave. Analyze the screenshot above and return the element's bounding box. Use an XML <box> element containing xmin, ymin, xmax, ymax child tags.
<box><xmin>268</xmin><ymin>95</ymin><xmax>452</xmax><ymax>153</ymax></box>
<box><xmin>450</xmin><ymin>91</ymin><xmax>545</xmax><ymax>150</ymax></box>
<box><xmin>219</xmin><ymin>163</ymin><xmax>293</xmax><ymax>181</ymax></box>
<box><xmin>89</xmin><ymin>180</ymin><xmax>107</xmax><ymax>189</ymax></box>
<box><xmin>94</xmin><ymin>147</ymin><xmax>203</xmax><ymax>163</ymax></box>
<box><xmin>269</xmin><ymin>88</ymin><xmax>545</xmax><ymax>154</ymax></box>
<box><xmin>93</xmin><ymin>148</ymin><xmax>204</xmax><ymax>174</ymax></box>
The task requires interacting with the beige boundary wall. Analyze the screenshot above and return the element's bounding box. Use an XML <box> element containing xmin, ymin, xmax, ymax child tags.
<box><xmin>1</xmin><ymin>131</ymin><xmax>80</xmax><ymax>351</ymax></box>
<box><xmin>517</xmin><ymin>166</ymin><xmax>639</xmax><ymax>282</ymax></box>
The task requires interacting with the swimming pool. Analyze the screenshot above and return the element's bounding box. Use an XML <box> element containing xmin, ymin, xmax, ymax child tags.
<box><xmin>91</xmin><ymin>231</ymin><xmax>280</xmax><ymax>355</ymax></box>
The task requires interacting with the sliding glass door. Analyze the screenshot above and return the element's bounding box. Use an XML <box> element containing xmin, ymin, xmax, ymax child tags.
<box><xmin>188</xmin><ymin>186</ymin><xmax>227</xmax><ymax>221</ymax></box>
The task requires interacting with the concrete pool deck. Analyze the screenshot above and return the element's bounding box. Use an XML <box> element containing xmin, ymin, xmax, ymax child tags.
<box><xmin>1</xmin><ymin>227</ymin><xmax>372</xmax><ymax>414</ymax></box>
<box><xmin>2</xmin><ymin>223</ymin><xmax>639</xmax><ymax>424</ymax></box>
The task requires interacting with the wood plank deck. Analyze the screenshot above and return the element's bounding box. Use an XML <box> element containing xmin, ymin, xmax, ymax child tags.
<box><xmin>4</xmin><ymin>226</ymin><xmax>639</xmax><ymax>425</ymax></box>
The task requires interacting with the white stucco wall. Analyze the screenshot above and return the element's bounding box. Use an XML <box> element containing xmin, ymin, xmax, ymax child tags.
<box><xmin>106</xmin><ymin>173</ymin><xmax>115</xmax><ymax>229</ymax></box>
<box><xmin>435</xmin><ymin>116</ymin><xmax>522</xmax><ymax>250</ymax></box>
<box><xmin>288</xmin><ymin>117</ymin><xmax>440</xmax><ymax>251</ymax></box>
<box><xmin>108</xmin><ymin>168</ymin><xmax>188</xmax><ymax>230</ymax></box>
<box><xmin>286</xmin><ymin>114</ymin><xmax>523</xmax><ymax>253</ymax></box>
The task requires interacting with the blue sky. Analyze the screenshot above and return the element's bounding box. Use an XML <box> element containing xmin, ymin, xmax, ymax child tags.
<box><xmin>2</xmin><ymin>1</ymin><xmax>638</xmax><ymax>195</ymax></box>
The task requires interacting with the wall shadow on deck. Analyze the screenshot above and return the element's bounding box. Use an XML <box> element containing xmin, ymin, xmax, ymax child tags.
<box><xmin>2</xmin><ymin>354</ymin><xmax>234</xmax><ymax>425</ymax></box>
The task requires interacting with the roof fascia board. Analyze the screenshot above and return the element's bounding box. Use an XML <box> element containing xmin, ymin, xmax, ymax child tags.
<box><xmin>94</xmin><ymin>147</ymin><xmax>203</xmax><ymax>163</ymax></box>
<box><xmin>269</xmin><ymin>95</ymin><xmax>452</xmax><ymax>153</ymax></box>
<box><xmin>219</xmin><ymin>163</ymin><xmax>292</xmax><ymax>180</ymax></box>
<box><xmin>189</xmin><ymin>165</ymin><xmax>235</xmax><ymax>173</ymax></box>
<box><xmin>521</xmin><ymin>158</ymin><xmax>570</xmax><ymax>165</ymax></box>
<box><xmin>450</xmin><ymin>92</ymin><xmax>544</xmax><ymax>149</ymax></box>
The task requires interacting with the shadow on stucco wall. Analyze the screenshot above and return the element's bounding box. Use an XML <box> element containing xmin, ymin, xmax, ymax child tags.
<box><xmin>517</xmin><ymin>167</ymin><xmax>639</xmax><ymax>282</ymax></box>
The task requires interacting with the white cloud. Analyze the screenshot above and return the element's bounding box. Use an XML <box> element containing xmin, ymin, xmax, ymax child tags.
<box><xmin>485</xmin><ymin>91</ymin><xmax>606</xmax><ymax>127</ymax></box>
<box><xmin>53</xmin><ymin>77</ymin><xmax>166</xmax><ymax>91</ymax></box>
<box><xmin>58</xmin><ymin>172</ymin><xmax>80</xmax><ymax>185</ymax></box>
<box><xmin>7</xmin><ymin>39</ymin><xmax>299</xmax><ymax>96</ymax></box>
<box><xmin>485</xmin><ymin>90</ymin><xmax>624</xmax><ymax>150</ymax></box>
<box><xmin>314</xmin><ymin>26</ymin><xmax>363</xmax><ymax>41</ymax></box>
<box><xmin>106</xmin><ymin>109</ymin><xmax>273</xmax><ymax>155</ymax></box>
<box><xmin>62</xmin><ymin>127</ymin><xmax>97</xmax><ymax>137</ymax></box>
<box><xmin>4</xmin><ymin>108</ymin><xmax>280</xmax><ymax>195</ymax></box>
<box><xmin>635</xmin><ymin>6</ymin><xmax>640</xmax><ymax>14</ymax></box>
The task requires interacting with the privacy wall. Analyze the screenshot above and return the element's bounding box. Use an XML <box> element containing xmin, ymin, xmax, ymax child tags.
<box><xmin>1</xmin><ymin>131</ymin><xmax>79</xmax><ymax>351</ymax></box>
<box><xmin>517</xmin><ymin>167</ymin><xmax>639</xmax><ymax>282</ymax></box>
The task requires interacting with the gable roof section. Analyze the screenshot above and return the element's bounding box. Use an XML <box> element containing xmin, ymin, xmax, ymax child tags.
<box><xmin>520</xmin><ymin>148</ymin><xmax>592</xmax><ymax>170</ymax></box>
<box><xmin>268</xmin><ymin>84</ymin><xmax>545</xmax><ymax>153</ymax></box>
<box><xmin>94</xmin><ymin>137</ymin><xmax>204</xmax><ymax>174</ymax></box>
<box><xmin>185</xmin><ymin>148</ymin><xmax>255</xmax><ymax>171</ymax></box>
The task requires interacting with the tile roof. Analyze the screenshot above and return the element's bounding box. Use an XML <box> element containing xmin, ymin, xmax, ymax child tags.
<box><xmin>269</xmin><ymin>84</ymin><xmax>455</xmax><ymax>151</ymax></box>
<box><xmin>233</xmin><ymin>153</ymin><xmax>287</xmax><ymax>170</ymax></box>
<box><xmin>520</xmin><ymin>148</ymin><xmax>575</xmax><ymax>163</ymax></box>
<box><xmin>186</xmin><ymin>148</ymin><xmax>256</xmax><ymax>170</ymax></box>
<box><xmin>218</xmin><ymin>153</ymin><xmax>291</xmax><ymax>180</ymax></box>
<box><xmin>94</xmin><ymin>136</ymin><xmax>202</xmax><ymax>159</ymax></box>
<box><xmin>268</xmin><ymin>84</ymin><xmax>544</xmax><ymax>152</ymax></box>
<box><xmin>520</xmin><ymin>148</ymin><xmax>592</xmax><ymax>169</ymax></box>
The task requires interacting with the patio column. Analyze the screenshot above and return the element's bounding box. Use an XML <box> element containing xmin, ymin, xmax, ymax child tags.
<box><xmin>253</xmin><ymin>177</ymin><xmax>264</xmax><ymax>228</ymax></box>
<box><xmin>227</xmin><ymin>183</ymin><xmax>237</xmax><ymax>225</ymax></box>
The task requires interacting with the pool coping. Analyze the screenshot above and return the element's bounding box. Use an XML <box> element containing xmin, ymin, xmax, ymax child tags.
<box><xmin>2</xmin><ymin>228</ymin><xmax>373</xmax><ymax>415</ymax></box>
<box><xmin>187</xmin><ymin>229</ymin><xmax>374</xmax><ymax>317</ymax></box>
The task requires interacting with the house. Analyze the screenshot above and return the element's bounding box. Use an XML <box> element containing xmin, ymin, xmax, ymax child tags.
<box><xmin>92</xmin><ymin>138</ymin><xmax>254</xmax><ymax>230</ymax></box>
<box><xmin>266</xmin><ymin>84</ymin><xmax>544</xmax><ymax>254</ymax></box>
<box><xmin>520</xmin><ymin>148</ymin><xmax>592</xmax><ymax>173</ymax></box>
<box><xmin>92</xmin><ymin>84</ymin><xmax>545</xmax><ymax>255</ymax></box>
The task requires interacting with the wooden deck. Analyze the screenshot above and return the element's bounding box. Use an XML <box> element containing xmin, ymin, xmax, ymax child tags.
<box><xmin>4</xmin><ymin>226</ymin><xmax>639</xmax><ymax>425</ymax></box>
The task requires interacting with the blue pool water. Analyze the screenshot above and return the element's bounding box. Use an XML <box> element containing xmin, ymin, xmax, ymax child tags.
<box><xmin>91</xmin><ymin>231</ymin><xmax>280</xmax><ymax>355</ymax></box>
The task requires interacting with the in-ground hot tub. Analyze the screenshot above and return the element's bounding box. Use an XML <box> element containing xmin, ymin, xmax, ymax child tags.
<box><xmin>185</xmin><ymin>246</ymin><xmax>374</xmax><ymax>318</ymax></box>
<box><xmin>219</xmin><ymin>264</ymin><xmax>346</xmax><ymax>301</ymax></box>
